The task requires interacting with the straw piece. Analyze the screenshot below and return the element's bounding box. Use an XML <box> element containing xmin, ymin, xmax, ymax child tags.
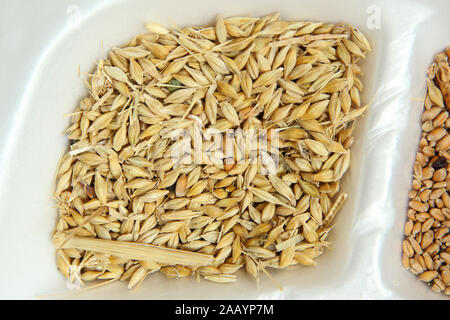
<box><xmin>60</xmin><ymin>236</ymin><xmax>214</xmax><ymax>266</ymax></box>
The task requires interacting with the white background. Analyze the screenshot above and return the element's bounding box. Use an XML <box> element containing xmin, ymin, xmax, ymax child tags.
<box><xmin>0</xmin><ymin>0</ymin><xmax>449</xmax><ymax>299</ymax></box>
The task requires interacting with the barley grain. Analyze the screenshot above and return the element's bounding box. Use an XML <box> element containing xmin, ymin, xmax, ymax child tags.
<box><xmin>53</xmin><ymin>13</ymin><xmax>370</xmax><ymax>289</ymax></box>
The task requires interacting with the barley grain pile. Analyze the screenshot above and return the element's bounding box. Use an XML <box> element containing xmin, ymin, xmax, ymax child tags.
<box><xmin>403</xmin><ymin>48</ymin><xmax>450</xmax><ymax>296</ymax></box>
<box><xmin>53</xmin><ymin>13</ymin><xmax>370</xmax><ymax>289</ymax></box>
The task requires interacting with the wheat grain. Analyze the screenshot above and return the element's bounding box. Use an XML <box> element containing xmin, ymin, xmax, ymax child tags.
<box><xmin>402</xmin><ymin>48</ymin><xmax>450</xmax><ymax>296</ymax></box>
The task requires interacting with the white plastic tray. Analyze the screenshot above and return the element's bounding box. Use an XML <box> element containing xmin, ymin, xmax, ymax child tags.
<box><xmin>0</xmin><ymin>0</ymin><xmax>449</xmax><ymax>299</ymax></box>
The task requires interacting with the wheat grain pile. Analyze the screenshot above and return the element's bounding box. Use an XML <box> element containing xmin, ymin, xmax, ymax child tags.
<box><xmin>403</xmin><ymin>49</ymin><xmax>450</xmax><ymax>296</ymax></box>
<box><xmin>52</xmin><ymin>13</ymin><xmax>370</xmax><ymax>289</ymax></box>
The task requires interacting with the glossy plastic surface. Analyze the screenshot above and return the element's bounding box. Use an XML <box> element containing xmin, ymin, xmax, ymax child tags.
<box><xmin>0</xmin><ymin>0</ymin><xmax>448</xmax><ymax>299</ymax></box>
